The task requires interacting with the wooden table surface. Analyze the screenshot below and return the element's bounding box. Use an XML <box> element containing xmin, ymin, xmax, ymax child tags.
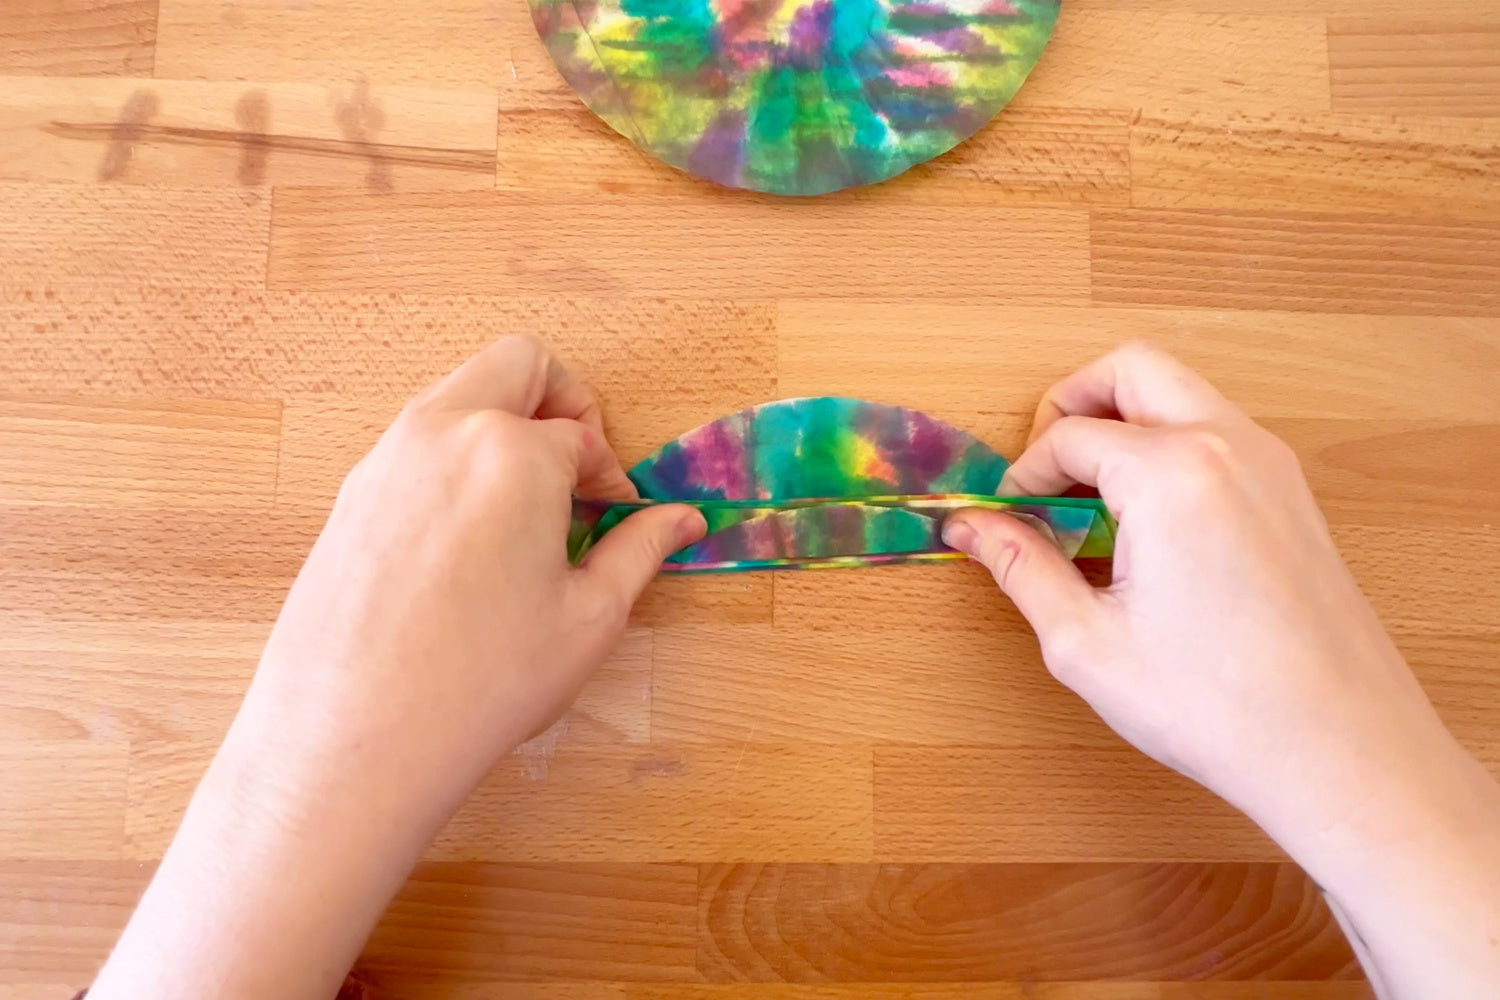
<box><xmin>3</xmin><ymin>1</ymin><xmax>1500</xmax><ymax>996</ymax></box>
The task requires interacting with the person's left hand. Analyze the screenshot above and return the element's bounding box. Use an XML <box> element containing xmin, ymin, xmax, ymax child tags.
<box><xmin>232</xmin><ymin>335</ymin><xmax>706</xmax><ymax>840</ymax></box>
<box><xmin>88</xmin><ymin>337</ymin><xmax>705</xmax><ymax>1000</ymax></box>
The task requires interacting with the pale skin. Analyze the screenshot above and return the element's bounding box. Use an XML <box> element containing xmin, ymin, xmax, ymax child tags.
<box><xmin>88</xmin><ymin>338</ymin><xmax>1500</xmax><ymax>1000</ymax></box>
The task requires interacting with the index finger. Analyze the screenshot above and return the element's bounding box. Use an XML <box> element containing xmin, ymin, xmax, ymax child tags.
<box><xmin>1028</xmin><ymin>342</ymin><xmax>1240</xmax><ymax>445</ymax></box>
<box><xmin>535</xmin><ymin>418</ymin><xmax>640</xmax><ymax>502</ymax></box>
<box><xmin>1001</xmin><ymin>415</ymin><xmax>1152</xmax><ymax>504</ymax></box>
<box><xmin>420</xmin><ymin>335</ymin><xmax>604</xmax><ymax>431</ymax></box>
<box><xmin>420</xmin><ymin>336</ymin><xmax>639</xmax><ymax>501</ymax></box>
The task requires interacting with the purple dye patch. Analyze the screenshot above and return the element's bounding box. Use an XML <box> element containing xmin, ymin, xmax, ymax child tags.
<box><xmin>688</xmin><ymin>109</ymin><xmax>748</xmax><ymax>187</ymax></box>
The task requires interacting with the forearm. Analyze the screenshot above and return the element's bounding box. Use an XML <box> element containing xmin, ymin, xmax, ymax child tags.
<box><xmin>1269</xmin><ymin>727</ymin><xmax>1500</xmax><ymax>998</ymax></box>
<box><xmin>88</xmin><ymin>720</ymin><xmax>434</xmax><ymax>1000</ymax></box>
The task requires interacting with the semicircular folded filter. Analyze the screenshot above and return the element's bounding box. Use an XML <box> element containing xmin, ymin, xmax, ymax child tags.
<box><xmin>628</xmin><ymin>396</ymin><xmax>1011</xmax><ymax>500</ymax></box>
<box><xmin>569</xmin><ymin>397</ymin><xmax>1115</xmax><ymax>573</ymax></box>
<box><xmin>529</xmin><ymin>0</ymin><xmax>1062</xmax><ymax>195</ymax></box>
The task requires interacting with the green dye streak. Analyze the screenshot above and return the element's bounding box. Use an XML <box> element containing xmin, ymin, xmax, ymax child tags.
<box><xmin>749</xmin><ymin>66</ymin><xmax>798</xmax><ymax>145</ymax></box>
<box><xmin>860</xmin><ymin>506</ymin><xmax>937</xmax><ymax>554</ymax></box>
<box><xmin>615</xmin><ymin>0</ymin><xmax>715</xmax><ymax>75</ymax></box>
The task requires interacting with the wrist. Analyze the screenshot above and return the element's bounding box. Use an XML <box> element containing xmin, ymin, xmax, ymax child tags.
<box><xmin>225</xmin><ymin>647</ymin><xmax>487</xmax><ymax>845</ymax></box>
<box><xmin>1292</xmin><ymin>735</ymin><xmax>1497</xmax><ymax>872</ymax></box>
<box><xmin>1242</xmin><ymin>707</ymin><xmax>1479</xmax><ymax>865</ymax></box>
<box><xmin>90</xmin><ymin>728</ymin><xmax>421</xmax><ymax>1000</ymax></box>
<box><xmin>1270</xmin><ymin>729</ymin><xmax>1500</xmax><ymax>996</ymax></box>
<box><xmin>206</xmin><ymin>693</ymin><xmax>450</xmax><ymax>870</ymax></box>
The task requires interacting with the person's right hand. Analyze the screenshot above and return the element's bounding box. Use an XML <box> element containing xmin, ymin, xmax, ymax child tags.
<box><xmin>943</xmin><ymin>342</ymin><xmax>1444</xmax><ymax>821</ymax></box>
<box><xmin>942</xmin><ymin>343</ymin><xmax>1500</xmax><ymax>998</ymax></box>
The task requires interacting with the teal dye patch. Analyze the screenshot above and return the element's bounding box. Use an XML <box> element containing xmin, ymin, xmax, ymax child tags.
<box><xmin>529</xmin><ymin>0</ymin><xmax>1061</xmax><ymax>194</ymax></box>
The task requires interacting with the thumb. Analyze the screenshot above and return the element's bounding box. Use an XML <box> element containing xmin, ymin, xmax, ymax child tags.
<box><xmin>576</xmin><ymin>505</ymin><xmax>707</xmax><ymax>613</ymax></box>
<box><xmin>943</xmin><ymin>509</ymin><xmax>1102</xmax><ymax>640</ymax></box>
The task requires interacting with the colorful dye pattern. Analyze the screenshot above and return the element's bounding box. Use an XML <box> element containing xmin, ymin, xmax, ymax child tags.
<box><xmin>569</xmin><ymin>495</ymin><xmax>1114</xmax><ymax>571</ymax></box>
<box><xmin>528</xmin><ymin>0</ymin><xmax>1061</xmax><ymax>194</ymax></box>
<box><xmin>629</xmin><ymin>396</ymin><xmax>1012</xmax><ymax>500</ymax></box>
<box><xmin>567</xmin><ymin>398</ymin><xmax>1116</xmax><ymax>572</ymax></box>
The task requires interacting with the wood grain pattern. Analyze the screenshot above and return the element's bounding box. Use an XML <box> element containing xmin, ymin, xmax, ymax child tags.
<box><xmin>0</xmin><ymin>619</ymin><xmax>262</xmax><ymax>742</ymax></box>
<box><xmin>0</xmin><ymin>743</ymin><xmax>128</xmax><ymax>861</ymax></box>
<box><xmin>0</xmin><ymin>861</ymin><xmax>1369</xmax><ymax>990</ymax></box>
<box><xmin>695</xmin><ymin>863</ymin><xmax>1357</xmax><ymax>981</ymax></box>
<box><xmin>625</xmin><ymin>988</ymin><xmax>1376</xmax><ymax>1000</ymax></box>
<box><xmin>0</xmin><ymin>985</ymin><xmax>1380</xmax><ymax>1000</ymax></box>
<box><xmin>1338</xmin><ymin>525</ymin><xmax>1500</xmax><ymax>635</ymax></box>
<box><xmin>0</xmin><ymin>506</ymin><xmax>316</xmax><ymax>622</ymax></box>
<box><xmin>153</xmin><ymin>0</ymin><xmax>504</xmax><ymax>89</ymax></box>
<box><xmin>123</xmin><ymin>744</ymin><xmax>875</xmax><ymax>862</ymax></box>
<box><xmin>432</xmin><ymin>746</ymin><xmax>876</xmax><ymax>864</ymax></box>
<box><xmin>874</xmin><ymin>748</ymin><xmax>1279</xmax><ymax>863</ymax></box>
<box><xmin>0</xmin><ymin>397</ymin><xmax>279</xmax><ymax>508</ymax></box>
<box><xmin>0</xmin><ymin>182</ymin><xmax>269</xmax><ymax>288</ymax></box>
<box><xmin>1091</xmin><ymin>209</ymin><xmax>1500</xmax><ymax>316</ymax></box>
<box><xmin>652</xmin><ymin>625</ymin><xmax>1111</xmax><ymax>747</ymax></box>
<box><xmin>0</xmin><ymin>288</ymin><xmax>777</xmax><ymax>411</ymax></box>
<box><xmin>1014</xmin><ymin>10</ymin><xmax>1332</xmax><ymax>115</ymax></box>
<box><xmin>1258</xmin><ymin>418</ymin><xmax>1500</xmax><ymax>528</ymax></box>
<box><xmin>266</xmin><ymin>190</ymin><xmax>1091</xmax><ymax>299</ymax></box>
<box><xmin>1329</xmin><ymin>18</ymin><xmax>1500</xmax><ymax>117</ymax></box>
<box><xmin>3</xmin><ymin>3</ymin><xmax>1498</xmax><ymax>995</ymax></box>
<box><xmin>0</xmin><ymin>0</ymin><xmax>157</xmax><ymax>76</ymax></box>
<box><xmin>363</xmin><ymin>863</ymin><xmax>701</xmax><ymax>982</ymax></box>
<box><xmin>775</xmin><ymin>302</ymin><xmax>1500</xmax><ymax>421</ymax></box>
<box><xmin>1129</xmin><ymin>112</ymin><xmax>1500</xmax><ymax>219</ymax></box>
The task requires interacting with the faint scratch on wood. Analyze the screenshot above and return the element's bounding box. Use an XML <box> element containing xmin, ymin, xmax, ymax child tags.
<box><xmin>730</xmin><ymin>723</ymin><xmax>756</xmax><ymax>777</ymax></box>
<box><xmin>515</xmin><ymin>717</ymin><xmax>569</xmax><ymax>780</ymax></box>
<box><xmin>630</xmin><ymin>753</ymin><xmax>686</xmax><ymax>779</ymax></box>
<box><xmin>46</xmin><ymin>120</ymin><xmax>494</xmax><ymax>173</ymax></box>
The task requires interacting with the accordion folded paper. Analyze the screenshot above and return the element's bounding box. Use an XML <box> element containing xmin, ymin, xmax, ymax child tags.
<box><xmin>568</xmin><ymin>397</ymin><xmax>1115</xmax><ymax>572</ymax></box>
<box><xmin>528</xmin><ymin>0</ymin><xmax>1062</xmax><ymax>195</ymax></box>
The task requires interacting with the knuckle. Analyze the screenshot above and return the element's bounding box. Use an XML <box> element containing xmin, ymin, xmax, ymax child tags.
<box><xmin>1156</xmin><ymin>428</ymin><xmax>1236</xmax><ymax>493</ymax></box>
<box><xmin>1050</xmin><ymin>413</ymin><xmax>1089</xmax><ymax>434</ymax></box>
<box><xmin>1110</xmin><ymin>339</ymin><xmax>1176</xmax><ymax>379</ymax></box>
<box><xmin>577</xmin><ymin>582</ymin><xmax>630</xmax><ymax>632</ymax></box>
<box><xmin>1113</xmin><ymin>339</ymin><xmax>1164</xmax><ymax>365</ymax></box>
<box><xmin>1049</xmin><ymin>413</ymin><xmax>1095</xmax><ymax>446</ymax></box>
<box><xmin>1040</xmin><ymin>623</ymin><xmax>1094</xmax><ymax>677</ymax></box>
<box><xmin>395</xmin><ymin>387</ymin><xmax>442</xmax><ymax>423</ymax></box>
<box><xmin>451</xmin><ymin>411</ymin><xmax>537</xmax><ymax>477</ymax></box>
<box><xmin>502</xmin><ymin>332</ymin><xmax>547</xmax><ymax>356</ymax></box>
<box><xmin>333</xmin><ymin>455</ymin><xmax>371</xmax><ymax>503</ymax></box>
<box><xmin>502</xmin><ymin>333</ymin><xmax>552</xmax><ymax>388</ymax></box>
<box><xmin>980</xmin><ymin>536</ymin><xmax>1026</xmax><ymax>592</ymax></box>
<box><xmin>977</xmin><ymin>534</ymin><xmax>1012</xmax><ymax>575</ymax></box>
<box><xmin>487</xmin><ymin>332</ymin><xmax>546</xmax><ymax>368</ymax></box>
<box><xmin>449</xmin><ymin>408</ymin><xmax>503</xmax><ymax>447</ymax></box>
<box><xmin>623</xmin><ymin>530</ymin><xmax>669</xmax><ymax>581</ymax></box>
<box><xmin>1260</xmin><ymin>429</ymin><xmax>1303</xmax><ymax>474</ymax></box>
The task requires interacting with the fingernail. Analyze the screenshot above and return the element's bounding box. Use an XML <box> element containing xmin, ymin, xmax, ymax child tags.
<box><xmin>942</xmin><ymin>518</ymin><xmax>977</xmax><ymax>554</ymax></box>
<box><xmin>1004</xmin><ymin>510</ymin><xmax>1061</xmax><ymax>550</ymax></box>
<box><xmin>674</xmin><ymin>509</ymin><xmax>708</xmax><ymax>549</ymax></box>
<box><xmin>996</xmin><ymin>470</ymin><xmax>1020</xmax><ymax>497</ymax></box>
